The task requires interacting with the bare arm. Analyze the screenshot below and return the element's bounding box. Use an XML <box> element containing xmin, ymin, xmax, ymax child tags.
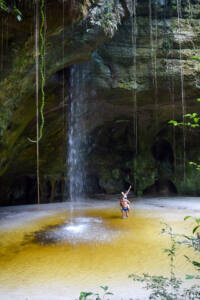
<box><xmin>126</xmin><ymin>185</ymin><xmax>132</xmax><ymax>195</ymax></box>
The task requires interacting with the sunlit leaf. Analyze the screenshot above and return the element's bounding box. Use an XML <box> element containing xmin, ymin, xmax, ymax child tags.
<box><xmin>191</xmin><ymin>56</ymin><xmax>200</xmax><ymax>61</ymax></box>
<box><xmin>193</xmin><ymin>225</ymin><xmax>200</xmax><ymax>234</ymax></box>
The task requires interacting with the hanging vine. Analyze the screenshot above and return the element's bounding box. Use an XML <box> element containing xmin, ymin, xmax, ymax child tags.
<box><xmin>28</xmin><ymin>0</ymin><xmax>45</xmax><ymax>143</ymax></box>
<box><xmin>39</xmin><ymin>0</ymin><xmax>45</xmax><ymax>141</ymax></box>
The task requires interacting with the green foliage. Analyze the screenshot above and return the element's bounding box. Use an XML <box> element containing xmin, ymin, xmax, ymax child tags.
<box><xmin>0</xmin><ymin>0</ymin><xmax>22</xmax><ymax>21</ymax></box>
<box><xmin>129</xmin><ymin>221</ymin><xmax>200</xmax><ymax>299</ymax></box>
<box><xmin>129</xmin><ymin>273</ymin><xmax>183</xmax><ymax>300</ymax></box>
<box><xmin>168</xmin><ymin>112</ymin><xmax>200</xmax><ymax>128</ymax></box>
<box><xmin>89</xmin><ymin>0</ymin><xmax>124</xmax><ymax>37</ymax></box>
<box><xmin>0</xmin><ymin>0</ymin><xmax>7</xmax><ymax>12</ymax></box>
<box><xmin>191</xmin><ymin>56</ymin><xmax>200</xmax><ymax>62</ymax></box>
<box><xmin>161</xmin><ymin>224</ymin><xmax>176</xmax><ymax>279</ymax></box>
<box><xmin>79</xmin><ymin>292</ymin><xmax>93</xmax><ymax>300</ymax></box>
<box><xmin>189</xmin><ymin>162</ymin><xmax>200</xmax><ymax>171</ymax></box>
<box><xmin>78</xmin><ymin>286</ymin><xmax>113</xmax><ymax>300</ymax></box>
<box><xmin>169</xmin><ymin>55</ymin><xmax>200</xmax><ymax>172</ymax></box>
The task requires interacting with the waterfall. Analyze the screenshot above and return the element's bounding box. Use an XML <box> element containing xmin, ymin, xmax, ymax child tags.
<box><xmin>176</xmin><ymin>0</ymin><xmax>186</xmax><ymax>183</ymax></box>
<box><xmin>68</xmin><ymin>64</ymin><xmax>87</xmax><ymax>204</ymax></box>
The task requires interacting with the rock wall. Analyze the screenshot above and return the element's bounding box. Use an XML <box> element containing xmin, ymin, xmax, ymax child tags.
<box><xmin>69</xmin><ymin>0</ymin><xmax>200</xmax><ymax>196</ymax></box>
<box><xmin>0</xmin><ymin>0</ymin><xmax>200</xmax><ymax>204</ymax></box>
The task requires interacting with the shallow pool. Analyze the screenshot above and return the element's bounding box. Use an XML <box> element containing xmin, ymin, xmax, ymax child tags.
<box><xmin>0</xmin><ymin>197</ymin><xmax>200</xmax><ymax>300</ymax></box>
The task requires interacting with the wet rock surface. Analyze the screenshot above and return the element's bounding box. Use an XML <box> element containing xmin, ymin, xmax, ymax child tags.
<box><xmin>0</xmin><ymin>0</ymin><xmax>200</xmax><ymax>204</ymax></box>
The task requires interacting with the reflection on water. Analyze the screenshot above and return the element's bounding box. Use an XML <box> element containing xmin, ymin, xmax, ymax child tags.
<box><xmin>22</xmin><ymin>216</ymin><xmax>120</xmax><ymax>245</ymax></box>
<box><xmin>0</xmin><ymin>199</ymin><xmax>199</xmax><ymax>299</ymax></box>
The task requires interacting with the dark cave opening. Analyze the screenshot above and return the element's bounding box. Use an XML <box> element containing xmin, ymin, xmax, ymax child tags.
<box><xmin>145</xmin><ymin>138</ymin><xmax>177</xmax><ymax>196</ymax></box>
<box><xmin>144</xmin><ymin>178</ymin><xmax>177</xmax><ymax>196</ymax></box>
<box><xmin>152</xmin><ymin>139</ymin><xmax>174</xmax><ymax>165</ymax></box>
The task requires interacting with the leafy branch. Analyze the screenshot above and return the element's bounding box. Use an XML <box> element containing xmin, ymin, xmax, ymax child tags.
<box><xmin>88</xmin><ymin>0</ymin><xmax>124</xmax><ymax>37</ymax></box>
<box><xmin>78</xmin><ymin>286</ymin><xmax>113</xmax><ymax>300</ymax></box>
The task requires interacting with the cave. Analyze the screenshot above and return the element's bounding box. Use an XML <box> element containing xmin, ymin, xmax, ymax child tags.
<box><xmin>144</xmin><ymin>138</ymin><xmax>177</xmax><ymax>196</ymax></box>
<box><xmin>144</xmin><ymin>178</ymin><xmax>177</xmax><ymax>196</ymax></box>
<box><xmin>152</xmin><ymin>139</ymin><xmax>174</xmax><ymax>165</ymax></box>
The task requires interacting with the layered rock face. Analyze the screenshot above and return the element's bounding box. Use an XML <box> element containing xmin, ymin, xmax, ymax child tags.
<box><xmin>0</xmin><ymin>0</ymin><xmax>200</xmax><ymax>204</ymax></box>
<box><xmin>71</xmin><ymin>0</ymin><xmax>200</xmax><ymax>196</ymax></box>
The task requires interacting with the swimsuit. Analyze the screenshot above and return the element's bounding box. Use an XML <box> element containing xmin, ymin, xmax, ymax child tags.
<box><xmin>122</xmin><ymin>207</ymin><xmax>129</xmax><ymax>211</ymax></box>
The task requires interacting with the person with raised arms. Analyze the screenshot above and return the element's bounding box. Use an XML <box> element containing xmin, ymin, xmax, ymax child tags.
<box><xmin>120</xmin><ymin>185</ymin><xmax>132</xmax><ymax>218</ymax></box>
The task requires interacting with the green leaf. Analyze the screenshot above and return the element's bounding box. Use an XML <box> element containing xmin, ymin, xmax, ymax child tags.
<box><xmin>105</xmin><ymin>292</ymin><xmax>114</xmax><ymax>295</ymax></box>
<box><xmin>191</xmin><ymin>56</ymin><xmax>200</xmax><ymax>61</ymax></box>
<box><xmin>195</xmin><ymin>218</ymin><xmax>200</xmax><ymax>225</ymax></box>
<box><xmin>186</xmin><ymin>275</ymin><xmax>195</xmax><ymax>280</ymax></box>
<box><xmin>168</xmin><ymin>120</ymin><xmax>178</xmax><ymax>126</ymax></box>
<box><xmin>79</xmin><ymin>292</ymin><xmax>93</xmax><ymax>300</ymax></box>
<box><xmin>85</xmin><ymin>293</ymin><xmax>93</xmax><ymax>297</ymax></box>
<box><xmin>192</xmin><ymin>260</ymin><xmax>200</xmax><ymax>267</ymax></box>
<box><xmin>100</xmin><ymin>286</ymin><xmax>108</xmax><ymax>291</ymax></box>
<box><xmin>184</xmin><ymin>216</ymin><xmax>191</xmax><ymax>221</ymax></box>
<box><xmin>197</xmin><ymin>98</ymin><xmax>200</xmax><ymax>102</ymax></box>
<box><xmin>193</xmin><ymin>225</ymin><xmax>200</xmax><ymax>234</ymax></box>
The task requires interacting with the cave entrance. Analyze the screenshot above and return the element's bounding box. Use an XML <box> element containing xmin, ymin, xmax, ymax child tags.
<box><xmin>152</xmin><ymin>139</ymin><xmax>174</xmax><ymax>165</ymax></box>
<box><xmin>144</xmin><ymin>179</ymin><xmax>177</xmax><ymax>196</ymax></box>
<box><xmin>146</xmin><ymin>139</ymin><xmax>177</xmax><ymax>196</ymax></box>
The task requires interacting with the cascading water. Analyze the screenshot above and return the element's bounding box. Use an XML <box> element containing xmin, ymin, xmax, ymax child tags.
<box><xmin>68</xmin><ymin>64</ymin><xmax>87</xmax><ymax>205</ymax></box>
<box><xmin>176</xmin><ymin>0</ymin><xmax>186</xmax><ymax>183</ymax></box>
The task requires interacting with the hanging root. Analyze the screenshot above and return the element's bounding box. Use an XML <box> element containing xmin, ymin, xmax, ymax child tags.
<box><xmin>28</xmin><ymin>0</ymin><xmax>45</xmax><ymax>143</ymax></box>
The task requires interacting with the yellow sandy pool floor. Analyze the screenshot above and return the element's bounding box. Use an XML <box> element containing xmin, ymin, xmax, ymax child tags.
<box><xmin>0</xmin><ymin>197</ymin><xmax>200</xmax><ymax>300</ymax></box>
